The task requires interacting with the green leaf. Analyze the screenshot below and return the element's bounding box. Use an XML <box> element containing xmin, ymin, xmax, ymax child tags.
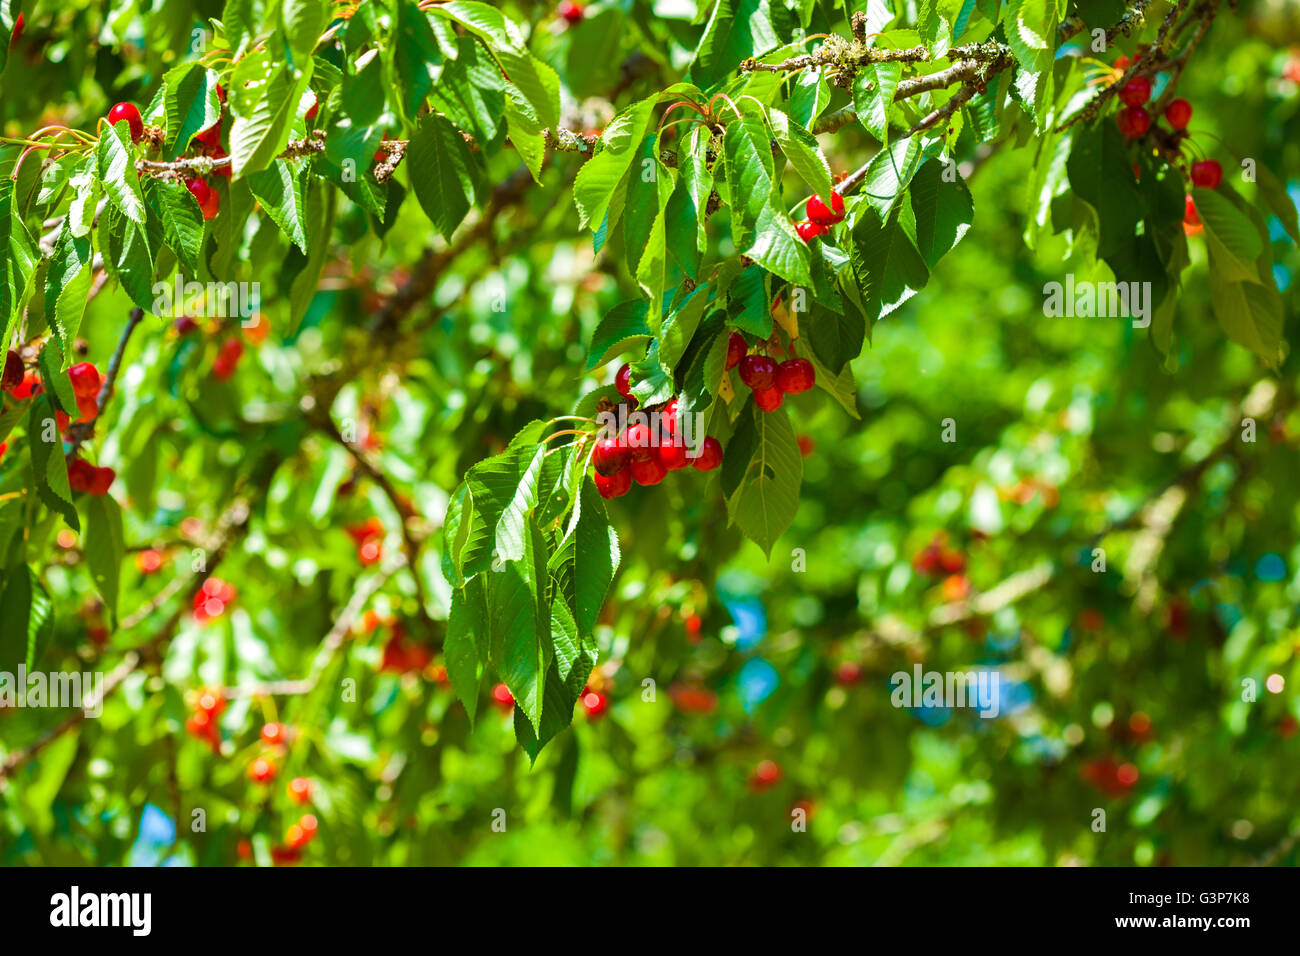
<box><xmin>721</xmin><ymin>102</ymin><xmax>775</xmax><ymax>250</ymax></box>
<box><xmin>96</xmin><ymin>123</ymin><xmax>146</xmax><ymax>226</ymax></box>
<box><xmin>247</xmin><ymin>160</ymin><xmax>310</xmax><ymax>252</ymax></box>
<box><xmin>460</xmin><ymin>442</ymin><xmax>546</xmax><ymax>577</ymax></box>
<box><xmin>1208</xmin><ymin>267</ymin><xmax>1284</xmax><ymax>369</ymax></box>
<box><xmin>585</xmin><ymin>300</ymin><xmax>650</xmax><ymax>371</ymax></box>
<box><xmin>573</xmin><ymin>95</ymin><xmax>658</xmax><ymax>231</ymax></box>
<box><xmin>162</xmin><ymin>62</ymin><xmax>222</xmax><ymax>159</ymax></box>
<box><xmin>144</xmin><ymin>178</ymin><xmax>205</xmax><ymax>275</ymax></box>
<box><xmin>852</xmin><ymin>62</ymin><xmax>902</xmax><ymax>144</ymax></box>
<box><xmin>747</xmin><ymin>202</ymin><xmax>813</xmax><ymax>287</ymax></box>
<box><xmin>38</xmin><ymin>344</ymin><xmax>78</xmax><ymax>414</ymax></box>
<box><xmin>486</xmin><ymin>518</ymin><xmax>551</xmax><ymax>733</ymax></box>
<box><xmin>1066</xmin><ymin>121</ymin><xmax>1139</xmax><ymax>260</ymax></box>
<box><xmin>392</xmin><ymin>0</ymin><xmax>442</xmax><ymax>122</ymax></box>
<box><xmin>228</xmin><ymin>58</ymin><xmax>313</xmax><ymax>179</ymax></box>
<box><xmin>66</xmin><ymin>157</ymin><xmax>100</xmax><ymax>239</ymax></box>
<box><xmin>690</xmin><ymin>0</ymin><xmax>780</xmax><ymax>90</ymax></box>
<box><xmin>0</xmin><ymin>176</ymin><xmax>38</xmax><ymax>353</ymax></box>
<box><xmin>909</xmin><ymin>158</ymin><xmax>974</xmax><ymax>268</ymax></box>
<box><xmin>848</xmin><ymin>203</ymin><xmax>930</xmax><ymax>320</ymax></box>
<box><xmin>1193</xmin><ymin>188</ymin><xmax>1263</xmax><ymax>285</ymax></box>
<box><xmin>280</xmin><ymin>0</ymin><xmax>327</xmax><ymax>63</ymax></box>
<box><xmin>43</xmin><ymin>222</ymin><xmax>94</xmax><ymax>363</ymax></box>
<box><xmin>99</xmin><ymin>206</ymin><xmax>156</xmax><ymax>313</ymax></box>
<box><xmin>446</xmin><ymin>575</ymin><xmax>488</xmax><ymax>728</ymax></box>
<box><xmin>84</xmin><ymin>494</ymin><xmax>124</xmax><ymax>624</ymax></box>
<box><xmin>659</xmin><ymin>286</ymin><xmax>713</xmax><ymax>372</ymax></box>
<box><xmin>728</xmin><ymin>264</ymin><xmax>772</xmax><ymax>338</ymax></box>
<box><xmin>28</xmin><ymin>395</ymin><xmax>79</xmax><ymax>532</ymax></box>
<box><xmin>726</xmin><ymin>403</ymin><xmax>802</xmax><ymax>556</ymax></box>
<box><xmin>769</xmin><ymin>107</ymin><xmax>833</xmax><ymax>202</ymax></box>
<box><xmin>0</xmin><ymin>566</ymin><xmax>55</xmax><ymax>673</ymax></box>
<box><xmin>407</xmin><ymin>112</ymin><xmax>485</xmax><ymax>240</ymax></box>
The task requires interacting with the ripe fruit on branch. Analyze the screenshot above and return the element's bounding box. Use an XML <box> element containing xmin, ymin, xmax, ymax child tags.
<box><xmin>594</xmin><ymin>467</ymin><xmax>631</xmax><ymax>499</ymax></box>
<box><xmin>304</xmin><ymin>92</ymin><xmax>319</xmax><ymax>123</ymax></box>
<box><xmin>107</xmin><ymin>102</ymin><xmax>144</xmax><ymax>142</ymax></box>
<box><xmin>88</xmin><ymin>466</ymin><xmax>115</xmax><ymax>496</ymax></box>
<box><xmin>775</xmin><ymin>358</ymin><xmax>815</xmax><ymax>395</ymax></box>
<box><xmin>194</xmin><ymin>119</ymin><xmax>222</xmax><ymax>150</ymax></box>
<box><xmin>194</xmin><ymin>577</ymin><xmax>236</xmax><ymax>622</ymax></box>
<box><xmin>136</xmin><ymin>549</ymin><xmax>164</xmax><ymax>573</ymax></box>
<box><xmin>753</xmin><ymin>385</ymin><xmax>783</xmax><ymax>412</ymax></box>
<box><xmin>622</xmin><ymin>422</ymin><xmax>654</xmax><ymax>461</ymax></box>
<box><xmin>2</xmin><ymin>350</ymin><xmax>22</xmax><ymax>390</ymax></box>
<box><xmin>1113</xmin><ymin>54</ymin><xmax>1131</xmax><ymax>72</ymax></box>
<box><xmin>185</xmin><ymin>709</ymin><xmax>221</xmax><ymax>749</ymax></box>
<box><xmin>492</xmin><ymin>683</ymin><xmax>515</xmax><ymax>711</ymax></box>
<box><xmin>725</xmin><ymin>332</ymin><xmax>746</xmax><ymax>370</ymax></box>
<box><xmin>212</xmin><ymin>337</ymin><xmax>243</xmax><ymax>381</ymax></box>
<box><xmin>9</xmin><ymin>12</ymin><xmax>22</xmax><ymax>45</ymax></box>
<box><xmin>662</xmin><ymin>397</ymin><xmax>681</xmax><ymax>436</ymax></box>
<box><xmin>1164</xmin><ymin>98</ymin><xmax>1192</xmax><ymax>130</ymax></box>
<box><xmin>288</xmin><ymin>777</ymin><xmax>314</xmax><ymax>806</ymax></box>
<box><xmin>691</xmin><ymin>436</ymin><xmax>723</xmax><ymax>472</ymax></box>
<box><xmin>1190</xmin><ymin>159</ymin><xmax>1222</xmax><ymax>189</ymax></box>
<box><xmin>614</xmin><ymin>362</ymin><xmax>633</xmax><ymax>400</ymax></box>
<box><xmin>286</xmin><ymin>814</ymin><xmax>318</xmax><ymax>849</ymax></box>
<box><xmin>795</xmin><ymin>219</ymin><xmax>826</xmax><ymax>242</ymax></box>
<box><xmin>749</xmin><ymin>759</ymin><xmax>782</xmax><ymax>792</ymax></box>
<box><xmin>68</xmin><ymin>361</ymin><xmax>100</xmax><ymax>398</ymax></box>
<box><xmin>581</xmin><ymin>688</ymin><xmax>608</xmax><ymax>718</ymax></box>
<box><xmin>806</xmin><ymin>191</ymin><xmax>845</xmax><ymax>225</ymax></box>
<box><xmin>187</xmin><ymin>177</ymin><xmax>221</xmax><ymax>220</ymax></box>
<box><xmin>1183</xmin><ymin>194</ymin><xmax>1200</xmax><ymax>227</ymax></box>
<box><xmin>629</xmin><ymin>456</ymin><xmax>668</xmax><ymax>486</ymax></box>
<box><xmin>1116</xmin><ymin>105</ymin><xmax>1150</xmax><ymax>139</ymax></box>
<box><xmin>656</xmin><ymin>439</ymin><xmax>689</xmax><ymax>472</ymax></box>
<box><xmin>1118</xmin><ymin>75</ymin><xmax>1152</xmax><ymax>106</ymax></box>
<box><xmin>591</xmin><ymin>436</ymin><xmax>629</xmax><ymax>476</ymax></box>
<box><xmin>261</xmin><ymin>722</ymin><xmax>288</xmax><ymax>747</ymax></box>
<box><xmin>248</xmin><ymin>756</ymin><xmax>278</xmax><ymax>784</ymax></box>
<box><xmin>10</xmin><ymin>369</ymin><xmax>41</xmax><ymax>400</ymax></box>
<box><xmin>558</xmin><ymin>1</ymin><xmax>585</xmax><ymax>24</ymax></box>
<box><xmin>738</xmin><ymin>354</ymin><xmax>776</xmax><ymax>390</ymax></box>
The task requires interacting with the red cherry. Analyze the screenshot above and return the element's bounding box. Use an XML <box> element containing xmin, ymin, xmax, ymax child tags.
<box><xmin>594</xmin><ymin>468</ymin><xmax>632</xmax><ymax>499</ymax></box>
<box><xmin>725</xmin><ymin>332</ymin><xmax>746</xmax><ymax>370</ymax></box>
<box><xmin>194</xmin><ymin>120</ymin><xmax>222</xmax><ymax>150</ymax></box>
<box><xmin>304</xmin><ymin>93</ymin><xmax>319</xmax><ymax>123</ymax></box>
<box><xmin>797</xmin><ymin>434</ymin><xmax>814</xmax><ymax>457</ymax></box>
<box><xmin>836</xmin><ymin>661</ymin><xmax>863</xmax><ymax>684</ymax></box>
<box><xmin>88</xmin><ymin>466</ymin><xmax>115</xmax><ymax>496</ymax></box>
<box><xmin>1183</xmin><ymin>194</ymin><xmax>1200</xmax><ymax>226</ymax></box>
<box><xmin>1118</xmin><ymin>75</ymin><xmax>1152</xmax><ymax>106</ymax></box>
<box><xmin>107</xmin><ymin>102</ymin><xmax>144</xmax><ymax>142</ymax></box>
<box><xmin>749</xmin><ymin>759</ymin><xmax>782</xmax><ymax>791</ymax></box>
<box><xmin>10</xmin><ymin>12</ymin><xmax>23</xmax><ymax>45</ymax></box>
<box><xmin>1191</xmin><ymin>159</ymin><xmax>1222</xmax><ymax>189</ymax></box>
<box><xmin>1164</xmin><ymin>98</ymin><xmax>1192</xmax><ymax>130</ymax></box>
<box><xmin>795</xmin><ymin>219</ymin><xmax>826</xmax><ymax>242</ymax></box>
<box><xmin>11</xmin><ymin>369</ymin><xmax>40</xmax><ymax>400</ymax></box>
<box><xmin>661</xmin><ymin>397</ymin><xmax>681</xmax><ymax>436</ymax></box>
<box><xmin>286</xmin><ymin>813</ymin><xmax>318</xmax><ymax>848</ymax></box>
<box><xmin>657</xmin><ymin>439</ymin><xmax>689</xmax><ymax>472</ymax></box>
<box><xmin>196</xmin><ymin>689</ymin><xmax>226</xmax><ymax>716</ymax></box>
<box><xmin>261</xmin><ymin>722</ymin><xmax>287</xmax><ymax>747</ymax></box>
<box><xmin>288</xmin><ymin>777</ymin><xmax>314</xmax><ymax>805</ymax></box>
<box><xmin>691</xmin><ymin>436</ymin><xmax>723</xmax><ymax>472</ymax></box>
<box><xmin>248</xmin><ymin>756</ymin><xmax>278</xmax><ymax>783</ymax></box>
<box><xmin>753</xmin><ymin>385</ymin><xmax>784</xmax><ymax>412</ymax></box>
<box><xmin>614</xmin><ymin>362</ymin><xmax>634</xmax><ymax>399</ymax></box>
<box><xmin>622</xmin><ymin>422</ymin><xmax>654</xmax><ymax>461</ymax></box>
<box><xmin>1116</xmin><ymin>105</ymin><xmax>1150</xmax><ymax>139</ymax></box>
<box><xmin>775</xmin><ymin>358</ymin><xmax>815</xmax><ymax>395</ymax></box>
<box><xmin>136</xmin><ymin>549</ymin><xmax>164</xmax><ymax>573</ymax></box>
<box><xmin>200</xmin><ymin>185</ymin><xmax>221</xmax><ymax>220</ymax></box>
<box><xmin>1</xmin><ymin>350</ymin><xmax>21</xmax><ymax>390</ymax></box>
<box><xmin>805</xmin><ymin>191</ymin><xmax>845</xmax><ymax>225</ymax></box>
<box><xmin>68</xmin><ymin>361</ymin><xmax>101</xmax><ymax>399</ymax></box>
<box><xmin>591</xmin><ymin>436</ymin><xmax>628</xmax><ymax>476</ymax></box>
<box><xmin>558</xmin><ymin>1</ymin><xmax>585</xmax><ymax>24</ymax></box>
<box><xmin>738</xmin><ymin>354</ymin><xmax>776</xmax><ymax>390</ymax></box>
<box><xmin>68</xmin><ymin>458</ymin><xmax>96</xmax><ymax>493</ymax></box>
<box><xmin>358</xmin><ymin>537</ymin><xmax>382</xmax><ymax>565</ymax></box>
<box><xmin>580</xmin><ymin>689</ymin><xmax>608</xmax><ymax>718</ymax></box>
<box><xmin>629</xmin><ymin>456</ymin><xmax>668</xmax><ymax>486</ymax></box>
<box><xmin>492</xmin><ymin>683</ymin><xmax>515</xmax><ymax>710</ymax></box>
<box><xmin>1113</xmin><ymin>54</ymin><xmax>1131</xmax><ymax>72</ymax></box>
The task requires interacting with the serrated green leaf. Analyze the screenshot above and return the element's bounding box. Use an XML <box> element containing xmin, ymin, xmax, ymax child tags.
<box><xmin>84</xmin><ymin>494</ymin><xmax>124</xmax><ymax>624</ymax></box>
<box><xmin>408</xmin><ymin>112</ymin><xmax>485</xmax><ymax>240</ymax></box>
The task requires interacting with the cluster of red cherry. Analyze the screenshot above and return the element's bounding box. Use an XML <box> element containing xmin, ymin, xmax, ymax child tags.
<box><xmin>727</xmin><ymin>332</ymin><xmax>816</xmax><ymax>412</ymax></box>
<box><xmin>589</xmin><ymin>363</ymin><xmax>724</xmax><ymax>499</ymax></box>
<box><xmin>794</xmin><ymin>191</ymin><xmax>846</xmax><ymax>242</ymax></box>
<box><xmin>193</xmin><ymin>577</ymin><xmax>237</xmax><ymax>623</ymax></box>
<box><xmin>345</xmin><ymin>516</ymin><xmax>385</xmax><ymax>567</ymax></box>
<box><xmin>105</xmin><ymin>98</ymin><xmax>226</xmax><ymax>220</ymax></box>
